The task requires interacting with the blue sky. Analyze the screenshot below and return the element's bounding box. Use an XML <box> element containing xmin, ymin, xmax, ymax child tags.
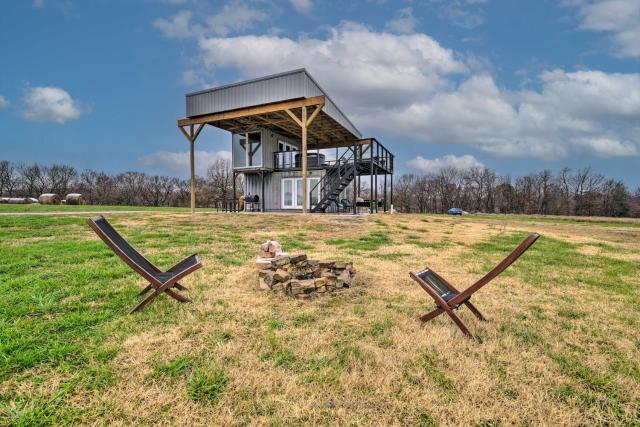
<box><xmin>0</xmin><ymin>0</ymin><xmax>638</xmax><ymax>186</ymax></box>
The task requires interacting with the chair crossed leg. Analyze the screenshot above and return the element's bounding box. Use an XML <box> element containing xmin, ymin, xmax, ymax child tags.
<box><xmin>418</xmin><ymin>300</ymin><xmax>486</xmax><ymax>339</ymax></box>
<box><xmin>131</xmin><ymin>276</ymin><xmax>191</xmax><ymax>313</ymax></box>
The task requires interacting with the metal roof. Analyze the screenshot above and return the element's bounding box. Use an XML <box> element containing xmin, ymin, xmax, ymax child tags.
<box><xmin>185</xmin><ymin>69</ymin><xmax>362</xmax><ymax>139</ymax></box>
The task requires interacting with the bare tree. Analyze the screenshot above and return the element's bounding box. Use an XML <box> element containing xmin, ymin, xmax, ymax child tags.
<box><xmin>206</xmin><ymin>158</ymin><xmax>233</xmax><ymax>206</ymax></box>
<box><xmin>0</xmin><ymin>161</ymin><xmax>19</xmax><ymax>196</ymax></box>
<box><xmin>18</xmin><ymin>163</ymin><xmax>44</xmax><ymax>197</ymax></box>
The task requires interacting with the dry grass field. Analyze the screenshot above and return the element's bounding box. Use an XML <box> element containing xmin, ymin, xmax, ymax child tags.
<box><xmin>1</xmin><ymin>211</ymin><xmax>639</xmax><ymax>426</ymax></box>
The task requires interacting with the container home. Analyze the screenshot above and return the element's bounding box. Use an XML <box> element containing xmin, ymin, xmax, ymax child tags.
<box><xmin>177</xmin><ymin>69</ymin><xmax>394</xmax><ymax>214</ymax></box>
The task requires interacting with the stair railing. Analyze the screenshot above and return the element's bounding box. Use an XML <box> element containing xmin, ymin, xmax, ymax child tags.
<box><xmin>309</xmin><ymin>147</ymin><xmax>356</xmax><ymax>211</ymax></box>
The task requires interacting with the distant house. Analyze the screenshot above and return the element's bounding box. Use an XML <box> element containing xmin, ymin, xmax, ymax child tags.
<box><xmin>178</xmin><ymin>69</ymin><xmax>394</xmax><ymax>214</ymax></box>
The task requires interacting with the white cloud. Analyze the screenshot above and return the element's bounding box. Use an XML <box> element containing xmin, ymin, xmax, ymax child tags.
<box><xmin>0</xmin><ymin>96</ymin><xmax>8</xmax><ymax>108</ymax></box>
<box><xmin>188</xmin><ymin>22</ymin><xmax>639</xmax><ymax>160</ymax></box>
<box><xmin>433</xmin><ymin>0</ymin><xmax>486</xmax><ymax>29</ymax></box>
<box><xmin>139</xmin><ymin>150</ymin><xmax>231</xmax><ymax>175</ymax></box>
<box><xmin>290</xmin><ymin>0</ymin><xmax>313</xmax><ymax>15</ymax></box>
<box><xmin>207</xmin><ymin>1</ymin><xmax>268</xmax><ymax>37</ymax></box>
<box><xmin>33</xmin><ymin>0</ymin><xmax>44</xmax><ymax>8</ymax></box>
<box><xmin>407</xmin><ymin>154</ymin><xmax>484</xmax><ymax>173</ymax></box>
<box><xmin>385</xmin><ymin>7</ymin><xmax>418</xmax><ymax>33</ymax></box>
<box><xmin>154</xmin><ymin>1</ymin><xmax>269</xmax><ymax>38</ymax></box>
<box><xmin>21</xmin><ymin>86</ymin><xmax>86</xmax><ymax>123</ymax></box>
<box><xmin>371</xmin><ymin>70</ymin><xmax>640</xmax><ymax>159</ymax></box>
<box><xmin>154</xmin><ymin>10</ymin><xmax>193</xmax><ymax>38</ymax></box>
<box><xmin>198</xmin><ymin>22</ymin><xmax>466</xmax><ymax>110</ymax></box>
<box><xmin>568</xmin><ymin>0</ymin><xmax>640</xmax><ymax>58</ymax></box>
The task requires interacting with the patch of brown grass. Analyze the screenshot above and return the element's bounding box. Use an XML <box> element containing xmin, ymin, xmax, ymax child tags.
<box><xmin>7</xmin><ymin>212</ymin><xmax>640</xmax><ymax>425</ymax></box>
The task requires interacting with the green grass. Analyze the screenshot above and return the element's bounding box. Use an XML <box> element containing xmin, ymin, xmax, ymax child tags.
<box><xmin>467</xmin><ymin>213</ymin><xmax>640</xmax><ymax>228</ymax></box>
<box><xmin>0</xmin><ymin>204</ymin><xmax>216</xmax><ymax>214</ymax></box>
<box><xmin>0</xmin><ymin>214</ymin><xmax>251</xmax><ymax>424</ymax></box>
<box><xmin>325</xmin><ymin>231</ymin><xmax>391</xmax><ymax>251</ymax></box>
<box><xmin>469</xmin><ymin>232</ymin><xmax>640</xmax><ymax>295</ymax></box>
<box><xmin>0</xmin><ymin>211</ymin><xmax>638</xmax><ymax>425</ymax></box>
<box><xmin>187</xmin><ymin>366</ymin><xmax>228</xmax><ymax>404</ymax></box>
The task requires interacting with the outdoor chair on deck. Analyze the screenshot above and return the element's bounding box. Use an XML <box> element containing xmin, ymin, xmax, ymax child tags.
<box><xmin>87</xmin><ymin>215</ymin><xmax>202</xmax><ymax>313</ymax></box>
<box><xmin>409</xmin><ymin>233</ymin><xmax>540</xmax><ymax>339</ymax></box>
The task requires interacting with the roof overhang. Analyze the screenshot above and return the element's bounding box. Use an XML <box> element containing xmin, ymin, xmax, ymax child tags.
<box><xmin>178</xmin><ymin>95</ymin><xmax>359</xmax><ymax>149</ymax></box>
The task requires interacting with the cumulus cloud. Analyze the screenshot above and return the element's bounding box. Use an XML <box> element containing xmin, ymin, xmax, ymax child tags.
<box><xmin>568</xmin><ymin>0</ymin><xmax>640</xmax><ymax>58</ymax></box>
<box><xmin>154</xmin><ymin>1</ymin><xmax>268</xmax><ymax>38</ymax></box>
<box><xmin>433</xmin><ymin>0</ymin><xmax>487</xmax><ymax>29</ymax></box>
<box><xmin>407</xmin><ymin>154</ymin><xmax>484</xmax><ymax>173</ymax></box>
<box><xmin>154</xmin><ymin>10</ymin><xmax>193</xmax><ymax>38</ymax></box>
<box><xmin>139</xmin><ymin>150</ymin><xmax>231</xmax><ymax>175</ymax></box>
<box><xmin>192</xmin><ymin>22</ymin><xmax>640</xmax><ymax>159</ymax></box>
<box><xmin>198</xmin><ymin>22</ymin><xmax>467</xmax><ymax>110</ymax></box>
<box><xmin>21</xmin><ymin>86</ymin><xmax>87</xmax><ymax>123</ymax></box>
<box><xmin>207</xmin><ymin>1</ymin><xmax>268</xmax><ymax>36</ymax></box>
<box><xmin>0</xmin><ymin>96</ymin><xmax>8</xmax><ymax>108</ymax></box>
<box><xmin>290</xmin><ymin>0</ymin><xmax>313</xmax><ymax>14</ymax></box>
<box><xmin>385</xmin><ymin>7</ymin><xmax>418</xmax><ymax>33</ymax></box>
<box><xmin>372</xmin><ymin>70</ymin><xmax>640</xmax><ymax>159</ymax></box>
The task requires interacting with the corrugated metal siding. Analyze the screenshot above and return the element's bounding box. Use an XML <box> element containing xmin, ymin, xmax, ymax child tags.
<box><xmin>232</xmin><ymin>129</ymin><xmax>299</xmax><ymax>169</ymax></box>
<box><xmin>186</xmin><ymin>69</ymin><xmax>361</xmax><ymax>138</ymax></box>
<box><xmin>244</xmin><ymin>170</ymin><xmax>325</xmax><ymax>211</ymax></box>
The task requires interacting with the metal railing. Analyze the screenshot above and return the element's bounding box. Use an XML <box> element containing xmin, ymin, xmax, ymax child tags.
<box><xmin>309</xmin><ymin>147</ymin><xmax>356</xmax><ymax>212</ymax></box>
<box><xmin>273</xmin><ymin>151</ymin><xmax>335</xmax><ymax>170</ymax></box>
<box><xmin>358</xmin><ymin>138</ymin><xmax>394</xmax><ymax>173</ymax></box>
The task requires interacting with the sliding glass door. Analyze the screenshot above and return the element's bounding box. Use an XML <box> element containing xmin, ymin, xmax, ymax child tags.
<box><xmin>282</xmin><ymin>177</ymin><xmax>320</xmax><ymax>209</ymax></box>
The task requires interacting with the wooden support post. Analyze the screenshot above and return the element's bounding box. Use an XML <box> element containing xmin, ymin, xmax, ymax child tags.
<box><xmin>301</xmin><ymin>106</ymin><xmax>308</xmax><ymax>214</ymax></box>
<box><xmin>190</xmin><ymin>138</ymin><xmax>195</xmax><ymax>214</ymax></box>
<box><xmin>178</xmin><ymin>123</ymin><xmax>205</xmax><ymax>215</ymax></box>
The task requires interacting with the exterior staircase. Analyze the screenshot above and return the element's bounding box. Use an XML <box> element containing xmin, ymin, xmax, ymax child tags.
<box><xmin>309</xmin><ymin>138</ymin><xmax>394</xmax><ymax>213</ymax></box>
<box><xmin>310</xmin><ymin>161</ymin><xmax>356</xmax><ymax>213</ymax></box>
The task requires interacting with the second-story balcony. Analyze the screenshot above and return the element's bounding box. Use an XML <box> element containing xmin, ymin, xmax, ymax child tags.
<box><xmin>274</xmin><ymin>151</ymin><xmax>331</xmax><ymax>170</ymax></box>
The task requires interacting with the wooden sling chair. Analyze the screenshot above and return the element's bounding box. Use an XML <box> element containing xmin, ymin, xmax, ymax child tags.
<box><xmin>410</xmin><ymin>233</ymin><xmax>540</xmax><ymax>339</ymax></box>
<box><xmin>87</xmin><ymin>215</ymin><xmax>202</xmax><ymax>313</ymax></box>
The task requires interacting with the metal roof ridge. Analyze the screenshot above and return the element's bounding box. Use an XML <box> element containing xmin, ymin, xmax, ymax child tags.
<box><xmin>185</xmin><ymin>68</ymin><xmax>308</xmax><ymax>97</ymax></box>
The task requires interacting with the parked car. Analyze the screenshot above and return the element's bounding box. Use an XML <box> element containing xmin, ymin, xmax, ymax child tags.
<box><xmin>447</xmin><ymin>208</ymin><xmax>464</xmax><ymax>215</ymax></box>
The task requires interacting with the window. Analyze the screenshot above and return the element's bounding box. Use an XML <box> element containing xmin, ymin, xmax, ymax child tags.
<box><xmin>282</xmin><ymin>177</ymin><xmax>321</xmax><ymax>209</ymax></box>
<box><xmin>278</xmin><ymin>140</ymin><xmax>296</xmax><ymax>152</ymax></box>
<box><xmin>232</xmin><ymin>132</ymin><xmax>262</xmax><ymax>168</ymax></box>
<box><xmin>247</xmin><ymin>132</ymin><xmax>262</xmax><ymax>166</ymax></box>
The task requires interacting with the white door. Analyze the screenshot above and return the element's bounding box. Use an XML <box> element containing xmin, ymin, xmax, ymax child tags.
<box><xmin>282</xmin><ymin>177</ymin><xmax>320</xmax><ymax>209</ymax></box>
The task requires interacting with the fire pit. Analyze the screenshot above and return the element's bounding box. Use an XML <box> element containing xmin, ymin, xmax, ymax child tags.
<box><xmin>257</xmin><ymin>254</ymin><xmax>355</xmax><ymax>299</ymax></box>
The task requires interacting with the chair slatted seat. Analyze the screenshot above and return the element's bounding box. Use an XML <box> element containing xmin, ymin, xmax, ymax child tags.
<box><xmin>410</xmin><ymin>233</ymin><xmax>540</xmax><ymax>339</ymax></box>
<box><xmin>87</xmin><ymin>215</ymin><xmax>202</xmax><ymax>313</ymax></box>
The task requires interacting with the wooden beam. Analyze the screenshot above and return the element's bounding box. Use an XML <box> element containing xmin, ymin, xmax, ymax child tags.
<box><xmin>192</xmin><ymin>123</ymin><xmax>205</xmax><ymax>142</ymax></box>
<box><xmin>179</xmin><ymin>125</ymin><xmax>192</xmax><ymax>141</ymax></box>
<box><xmin>306</xmin><ymin>104</ymin><xmax>323</xmax><ymax>127</ymax></box>
<box><xmin>178</xmin><ymin>96</ymin><xmax>325</xmax><ymax>127</ymax></box>
<box><xmin>284</xmin><ymin>109</ymin><xmax>303</xmax><ymax>127</ymax></box>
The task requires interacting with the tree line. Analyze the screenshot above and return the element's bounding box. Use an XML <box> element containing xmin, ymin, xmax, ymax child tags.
<box><xmin>0</xmin><ymin>159</ymin><xmax>240</xmax><ymax>208</ymax></box>
<box><xmin>2</xmin><ymin>159</ymin><xmax>638</xmax><ymax>217</ymax></box>
<box><xmin>392</xmin><ymin>166</ymin><xmax>640</xmax><ymax>217</ymax></box>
